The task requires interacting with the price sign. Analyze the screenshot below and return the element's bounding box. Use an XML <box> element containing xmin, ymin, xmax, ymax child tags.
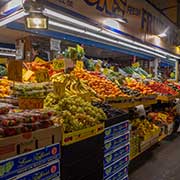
<box><xmin>132</xmin><ymin>62</ymin><xmax>140</xmax><ymax>68</ymax></box>
<box><xmin>53</xmin><ymin>59</ymin><xmax>65</xmax><ymax>70</ymax></box>
<box><xmin>75</xmin><ymin>60</ymin><xmax>84</xmax><ymax>69</ymax></box>
<box><xmin>8</xmin><ymin>60</ymin><xmax>22</xmax><ymax>82</ymax></box>
<box><xmin>158</xmin><ymin>113</ymin><xmax>168</xmax><ymax>120</ymax></box>
<box><xmin>0</xmin><ymin>58</ymin><xmax>7</xmax><ymax>65</ymax></box>
<box><xmin>35</xmin><ymin>69</ymin><xmax>49</xmax><ymax>82</ymax></box>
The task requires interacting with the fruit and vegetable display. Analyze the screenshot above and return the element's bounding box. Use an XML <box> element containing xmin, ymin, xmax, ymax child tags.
<box><xmin>131</xmin><ymin>119</ymin><xmax>160</xmax><ymax>140</ymax></box>
<box><xmin>124</xmin><ymin>77</ymin><xmax>154</xmax><ymax>95</ymax></box>
<box><xmin>73</xmin><ymin>69</ymin><xmax>127</xmax><ymax>98</ymax></box>
<box><xmin>11</xmin><ymin>82</ymin><xmax>53</xmax><ymax>98</ymax></box>
<box><xmin>165</xmin><ymin>81</ymin><xmax>180</xmax><ymax>93</ymax></box>
<box><xmin>92</xmin><ymin>102</ymin><xmax>126</xmax><ymax>119</ymax></box>
<box><xmin>0</xmin><ymin>78</ymin><xmax>11</xmax><ymax>98</ymax></box>
<box><xmin>44</xmin><ymin>95</ymin><xmax>107</xmax><ymax>132</ymax></box>
<box><xmin>0</xmin><ymin>109</ymin><xmax>54</xmax><ymax>137</ymax></box>
<box><xmin>123</xmin><ymin>66</ymin><xmax>150</xmax><ymax>79</ymax></box>
<box><xmin>147</xmin><ymin>81</ymin><xmax>178</xmax><ymax>96</ymax></box>
<box><xmin>51</xmin><ymin>73</ymin><xmax>97</xmax><ymax>100</ymax></box>
<box><xmin>119</xmin><ymin>86</ymin><xmax>141</xmax><ymax>97</ymax></box>
<box><xmin>0</xmin><ymin>65</ymin><xmax>7</xmax><ymax>77</ymax></box>
<box><xmin>148</xmin><ymin>112</ymin><xmax>174</xmax><ymax>125</ymax></box>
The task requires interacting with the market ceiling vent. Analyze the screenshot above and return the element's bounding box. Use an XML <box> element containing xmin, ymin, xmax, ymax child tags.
<box><xmin>24</xmin><ymin>0</ymin><xmax>48</xmax><ymax>30</ymax></box>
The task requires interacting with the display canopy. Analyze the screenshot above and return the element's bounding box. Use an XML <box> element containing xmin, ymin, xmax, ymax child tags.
<box><xmin>45</xmin><ymin>0</ymin><xmax>180</xmax><ymax>56</ymax></box>
<box><xmin>0</xmin><ymin>0</ymin><xmax>180</xmax><ymax>60</ymax></box>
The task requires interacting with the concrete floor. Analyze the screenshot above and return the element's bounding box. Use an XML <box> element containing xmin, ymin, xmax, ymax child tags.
<box><xmin>129</xmin><ymin>134</ymin><xmax>180</xmax><ymax>180</ymax></box>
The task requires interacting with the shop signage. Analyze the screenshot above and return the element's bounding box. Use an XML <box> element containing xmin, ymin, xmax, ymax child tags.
<box><xmin>47</xmin><ymin>0</ymin><xmax>179</xmax><ymax>54</ymax></box>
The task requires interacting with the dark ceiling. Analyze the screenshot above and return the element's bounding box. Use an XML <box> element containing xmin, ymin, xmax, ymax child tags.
<box><xmin>148</xmin><ymin>0</ymin><xmax>178</xmax><ymax>24</ymax></box>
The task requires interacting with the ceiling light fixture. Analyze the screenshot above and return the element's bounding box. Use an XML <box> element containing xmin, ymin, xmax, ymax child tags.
<box><xmin>0</xmin><ymin>10</ymin><xmax>27</xmax><ymax>27</ymax></box>
<box><xmin>158</xmin><ymin>32</ymin><xmax>167</xmax><ymax>38</ymax></box>
<box><xmin>25</xmin><ymin>12</ymin><xmax>48</xmax><ymax>29</ymax></box>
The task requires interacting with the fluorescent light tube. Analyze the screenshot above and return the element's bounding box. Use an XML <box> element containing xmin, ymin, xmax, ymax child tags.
<box><xmin>0</xmin><ymin>52</ymin><xmax>15</xmax><ymax>57</ymax></box>
<box><xmin>44</xmin><ymin>8</ymin><xmax>101</xmax><ymax>32</ymax></box>
<box><xmin>0</xmin><ymin>11</ymin><xmax>27</xmax><ymax>27</ymax></box>
<box><xmin>49</xmin><ymin>20</ymin><xmax>84</xmax><ymax>33</ymax></box>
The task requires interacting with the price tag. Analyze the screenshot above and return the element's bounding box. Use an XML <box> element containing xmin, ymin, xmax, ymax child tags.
<box><xmin>132</xmin><ymin>62</ymin><xmax>140</xmax><ymax>68</ymax></box>
<box><xmin>8</xmin><ymin>60</ymin><xmax>22</xmax><ymax>82</ymax></box>
<box><xmin>158</xmin><ymin>113</ymin><xmax>168</xmax><ymax>120</ymax></box>
<box><xmin>75</xmin><ymin>60</ymin><xmax>84</xmax><ymax>69</ymax></box>
<box><xmin>35</xmin><ymin>69</ymin><xmax>49</xmax><ymax>82</ymax></box>
<box><xmin>0</xmin><ymin>58</ymin><xmax>7</xmax><ymax>65</ymax></box>
<box><xmin>53</xmin><ymin>59</ymin><xmax>65</xmax><ymax>70</ymax></box>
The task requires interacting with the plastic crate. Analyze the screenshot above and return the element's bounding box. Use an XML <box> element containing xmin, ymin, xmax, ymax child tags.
<box><xmin>104</xmin><ymin>113</ymin><xmax>129</xmax><ymax>128</ymax></box>
<box><xmin>105</xmin><ymin>120</ymin><xmax>129</xmax><ymax>141</ymax></box>
<box><xmin>104</xmin><ymin>132</ymin><xmax>129</xmax><ymax>153</ymax></box>
<box><xmin>104</xmin><ymin>155</ymin><xmax>129</xmax><ymax>179</ymax></box>
<box><xmin>62</xmin><ymin>133</ymin><xmax>104</xmax><ymax>164</ymax></box>
<box><xmin>104</xmin><ymin>143</ymin><xmax>130</xmax><ymax>168</ymax></box>
<box><xmin>105</xmin><ymin>166</ymin><xmax>128</xmax><ymax>180</ymax></box>
<box><xmin>61</xmin><ymin>154</ymin><xmax>103</xmax><ymax>180</ymax></box>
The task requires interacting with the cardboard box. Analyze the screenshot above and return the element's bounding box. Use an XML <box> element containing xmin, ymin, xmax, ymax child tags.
<box><xmin>0</xmin><ymin>143</ymin><xmax>60</xmax><ymax>179</ymax></box>
<box><xmin>105</xmin><ymin>166</ymin><xmax>128</xmax><ymax>180</ymax></box>
<box><xmin>104</xmin><ymin>155</ymin><xmax>129</xmax><ymax>179</ymax></box>
<box><xmin>0</xmin><ymin>126</ymin><xmax>61</xmax><ymax>160</ymax></box>
<box><xmin>15</xmin><ymin>160</ymin><xmax>60</xmax><ymax>180</ymax></box>
<box><xmin>104</xmin><ymin>143</ymin><xmax>129</xmax><ymax>168</ymax></box>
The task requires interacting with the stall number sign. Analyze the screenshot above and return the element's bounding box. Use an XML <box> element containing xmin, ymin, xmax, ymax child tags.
<box><xmin>8</xmin><ymin>60</ymin><xmax>22</xmax><ymax>82</ymax></box>
<box><xmin>53</xmin><ymin>59</ymin><xmax>65</xmax><ymax>70</ymax></box>
<box><xmin>35</xmin><ymin>70</ymin><xmax>49</xmax><ymax>82</ymax></box>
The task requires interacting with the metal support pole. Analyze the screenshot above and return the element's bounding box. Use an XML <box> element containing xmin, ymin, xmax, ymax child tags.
<box><xmin>175</xmin><ymin>60</ymin><xmax>179</xmax><ymax>82</ymax></box>
<box><xmin>154</xmin><ymin>58</ymin><xmax>159</xmax><ymax>78</ymax></box>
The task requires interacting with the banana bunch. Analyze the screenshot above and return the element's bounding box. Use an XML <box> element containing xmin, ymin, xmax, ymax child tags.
<box><xmin>51</xmin><ymin>73</ymin><xmax>98</xmax><ymax>100</ymax></box>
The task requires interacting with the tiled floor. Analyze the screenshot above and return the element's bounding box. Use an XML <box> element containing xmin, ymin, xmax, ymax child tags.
<box><xmin>129</xmin><ymin>134</ymin><xmax>180</xmax><ymax>180</ymax></box>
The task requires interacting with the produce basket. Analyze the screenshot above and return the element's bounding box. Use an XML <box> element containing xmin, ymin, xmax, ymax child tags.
<box><xmin>62</xmin><ymin>123</ymin><xmax>104</xmax><ymax>146</ymax></box>
<box><xmin>18</xmin><ymin>97</ymin><xmax>44</xmax><ymax>109</ymax></box>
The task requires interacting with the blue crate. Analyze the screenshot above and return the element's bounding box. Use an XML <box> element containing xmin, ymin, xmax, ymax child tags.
<box><xmin>104</xmin><ymin>143</ymin><xmax>129</xmax><ymax>168</ymax></box>
<box><xmin>16</xmin><ymin>160</ymin><xmax>60</xmax><ymax>180</ymax></box>
<box><xmin>104</xmin><ymin>132</ymin><xmax>129</xmax><ymax>153</ymax></box>
<box><xmin>105</xmin><ymin>166</ymin><xmax>128</xmax><ymax>180</ymax></box>
<box><xmin>105</xmin><ymin>121</ymin><xmax>129</xmax><ymax>141</ymax></box>
<box><xmin>0</xmin><ymin>143</ymin><xmax>60</xmax><ymax>180</ymax></box>
<box><xmin>104</xmin><ymin>155</ymin><xmax>129</xmax><ymax>179</ymax></box>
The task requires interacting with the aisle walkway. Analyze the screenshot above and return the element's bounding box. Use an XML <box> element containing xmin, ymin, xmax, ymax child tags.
<box><xmin>129</xmin><ymin>135</ymin><xmax>180</xmax><ymax>180</ymax></box>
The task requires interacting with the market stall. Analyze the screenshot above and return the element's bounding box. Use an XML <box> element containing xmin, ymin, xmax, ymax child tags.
<box><xmin>0</xmin><ymin>1</ymin><xmax>180</xmax><ymax>180</ymax></box>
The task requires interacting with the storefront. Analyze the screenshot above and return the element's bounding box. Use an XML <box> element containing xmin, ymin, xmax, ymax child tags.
<box><xmin>0</xmin><ymin>1</ymin><xmax>180</xmax><ymax>180</ymax></box>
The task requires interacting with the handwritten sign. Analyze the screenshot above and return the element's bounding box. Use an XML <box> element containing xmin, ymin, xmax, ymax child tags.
<box><xmin>53</xmin><ymin>59</ymin><xmax>65</xmax><ymax>70</ymax></box>
<box><xmin>8</xmin><ymin>60</ymin><xmax>22</xmax><ymax>82</ymax></box>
